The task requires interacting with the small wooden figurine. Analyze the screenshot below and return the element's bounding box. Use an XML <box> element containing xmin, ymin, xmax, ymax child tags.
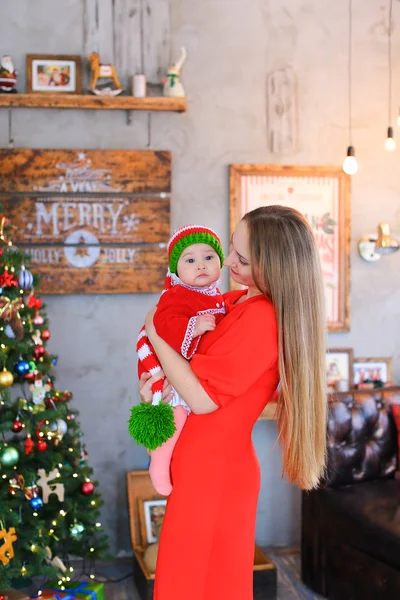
<box><xmin>88</xmin><ymin>52</ymin><xmax>123</xmax><ymax>96</ymax></box>
<box><xmin>163</xmin><ymin>47</ymin><xmax>187</xmax><ymax>98</ymax></box>
<box><xmin>0</xmin><ymin>55</ymin><xmax>17</xmax><ymax>93</ymax></box>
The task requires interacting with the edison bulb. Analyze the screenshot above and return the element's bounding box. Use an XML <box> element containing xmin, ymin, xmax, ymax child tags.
<box><xmin>342</xmin><ymin>146</ymin><xmax>358</xmax><ymax>175</ymax></box>
<box><xmin>385</xmin><ymin>136</ymin><xmax>396</xmax><ymax>151</ymax></box>
<box><xmin>385</xmin><ymin>126</ymin><xmax>396</xmax><ymax>151</ymax></box>
<box><xmin>343</xmin><ymin>155</ymin><xmax>358</xmax><ymax>175</ymax></box>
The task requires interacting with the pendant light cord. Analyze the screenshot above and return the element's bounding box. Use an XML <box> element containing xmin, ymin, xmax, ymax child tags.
<box><xmin>348</xmin><ymin>0</ymin><xmax>353</xmax><ymax>146</ymax></box>
<box><xmin>388</xmin><ymin>0</ymin><xmax>393</xmax><ymax>126</ymax></box>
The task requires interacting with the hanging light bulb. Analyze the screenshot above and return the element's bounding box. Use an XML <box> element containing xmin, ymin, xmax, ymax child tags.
<box><xmin>385</xmin><ymin>0</ymin><xmax>396</xmax><ymax>151</ymax></box>
<box><xmin>397</xmin><ymin>108</ymin><xmax>400</xmax><ymax>127</ymax></box>
<box><xmin>385</xmin><ymin>126</ymin><xmax>396</xmax><ymax>151</ymax></box>
<box><xmin>343</xmin><ymin>146</ymin><xmax>358</xmax><ymax>175</ymax></box>
<box><xmin>342</xmin><ymin>0</ymin><xmax>358</xmax><ymax>175</ymax></box>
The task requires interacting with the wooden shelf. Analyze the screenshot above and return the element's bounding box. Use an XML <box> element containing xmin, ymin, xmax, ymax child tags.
<box><xmin>0</xmin><ymin>93</ymin><xmax>187</xmax><ymax>112</ymax></box>
<box><xmin>258</xmin><ymin>402</ymin><xmax>277</xmax><ymax>421</ymax></box>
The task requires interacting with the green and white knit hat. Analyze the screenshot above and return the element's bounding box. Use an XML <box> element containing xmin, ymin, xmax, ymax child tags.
<box><xmin>168</xmin><ymin>225</ymin><xmax>224</xmax><ymax>275</ymax></box>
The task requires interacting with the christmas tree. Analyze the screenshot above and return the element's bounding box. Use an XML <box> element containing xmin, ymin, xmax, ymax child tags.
<box><xmin>0</xmin><ymin>214</ymin><xmax>108</xmax><ymax>591</ymax></box>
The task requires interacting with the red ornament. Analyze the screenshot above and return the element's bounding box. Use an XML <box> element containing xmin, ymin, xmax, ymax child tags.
<box><xmin>12</xmin><ymin>420</ymin><xmax>23</xmax><ymax>433</ymax></box>
<box><xmin>0</xmin><ymin>270</ymin><xmax>17</xmax><ymax>288</ymax></box>
<box><xmin>24</xmin><ymin>435</ymin><xmax>34</xmax><ymax>455</ymax></box>
<box><xmin>33</xmin><ymin>345</ymin><xmax>45</xmax><ymax>359</ymax></box>
<box><xmin>41</xmin><ymin>329</ymin><xmax>51</xmax><ymax>341</ymax></box>
<box><xmin>24</xmin><ymin>372</ymin><xmax>37</xmax><ymax>382</ymax></box>
<box><xmin>81</xmin><ymin>481</ymin><xmax>95</xmax><ymax>496</ymax></box>
<box><xmin>37</xmin><ymin>440</ymin><xmax>47</xmax><ymax>452</ymax></box>
<box><xmin>28</xmin><ymin>295</ymin><xmax>43</xmax><ymax>311</ymax></box>
<box><xmin>1</xmin><ymin>594</ymin><xmax>5</xmax><ymax>600</ymax></box>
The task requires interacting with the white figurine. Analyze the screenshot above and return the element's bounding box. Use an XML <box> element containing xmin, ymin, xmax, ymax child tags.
<box><xmin>163</xmin><ymin>47</ymin><xmax>187</xmax><ymax>98</ymax></box>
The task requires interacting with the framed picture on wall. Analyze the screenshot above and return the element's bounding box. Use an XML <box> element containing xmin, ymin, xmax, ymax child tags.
<box><xmin>229</xmin><ymin>165</ymin><xmax>351</xmax><ymax>331</ymax></box>
<box><xmin>353</xmin><ymin>357</ymin><xmax>393</xmax><ymax>389</ymax></box>
<box><xmin>26</xmin><ymin>54</ymin><xmax>82</xmax><ymax>94</ymax></box>
<box><xmin>326</xmin><ymin>348</ymin><xmax>353</xmax><ymax>392</ymax></box>
<box><xmin>138</xmin><ymin>498</ymin><xmax>167</xmax><ymax>544</ymax></box>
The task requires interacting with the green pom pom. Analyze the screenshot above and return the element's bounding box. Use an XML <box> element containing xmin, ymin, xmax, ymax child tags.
<box><xmin>128</xmin><ymin>402</ymin><xmax>176</xmax><ymax>450</ymax></box>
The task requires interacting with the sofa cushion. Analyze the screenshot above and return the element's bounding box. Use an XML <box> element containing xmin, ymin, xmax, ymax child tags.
<box><xmin>326</xmin><ymin>389</ymin><xmax>399</xmax><ymax>486</ymax></box>
<box><xmin>320</xmin><ymin>479</ymin><xmax>400</xmax><ymax>570</ymax></box>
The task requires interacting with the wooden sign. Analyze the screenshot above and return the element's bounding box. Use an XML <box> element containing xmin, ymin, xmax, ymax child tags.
<box><xmin>0</xmin><ymin>149</ymin><xmax>171</xmax><ymax>294</ymax></box>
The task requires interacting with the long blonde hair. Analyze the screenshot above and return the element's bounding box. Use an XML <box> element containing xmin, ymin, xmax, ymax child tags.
<box><xmin>243</xmin><ymin>205</ymin><xmax>327</xmax><ymax>490</ymax></box>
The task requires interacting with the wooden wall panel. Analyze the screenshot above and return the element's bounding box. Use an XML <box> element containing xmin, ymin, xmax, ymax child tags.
<box><xmin>23</xmin><ymin>245</ymin><xmax>167</xmax><ymax>294</ymax></box>
<box><xmin>83</xmin><ymin>0</ymin><xmax>115</xmax><ymax>63</ymax></box>
<box><xmin>83</xmin><ymin>0</ymin><xmax>170</xmax><ymax>87</ymax></box>
<box><xmin>113</xmin><ymin>0</ymin><xmax>142</xmax><ymax>82</ymax></box>
<box><xmin>143</xmin><ymin>0</ymin><xmax>171</xmax><ymax>84</ymax></box>
<box><xmin>0</xmin><ymin>149</ymin><xmax>171</xmax><ymax>194</ymax></box>
<box><xmin>0</xmin><ymin>195</ymin><xmax>169</xmax><ymax>245</ymax></box>
<box><xmin>0</xmin><ymin>149</ymin><xmax>171</xmax><ymax>294</ymax></box>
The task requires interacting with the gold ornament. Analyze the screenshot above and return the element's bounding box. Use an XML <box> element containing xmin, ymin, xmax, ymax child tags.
<box><xmin>0</xmin><ymin>216</ymin><xmax>8</xmax><ymax>244</ymax></box>
<box><xmin>0</xmin><ymin>368</ymin><xmax>14</xmax><ymax>387</ymax></box>
<box><xmin>0</xmin><ymin>525</ymin><xmax>18</xmax><ymax>566</ymax></box>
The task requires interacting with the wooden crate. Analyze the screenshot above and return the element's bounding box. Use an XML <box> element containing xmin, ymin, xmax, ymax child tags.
<box><xmin>126</xmin><ymin>470</ymin><xmax>277</xmax><ymax>599</ymax></box>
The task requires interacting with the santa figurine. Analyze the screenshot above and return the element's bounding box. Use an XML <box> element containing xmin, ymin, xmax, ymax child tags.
<box><xmin>0</xmin><ymin>55</ymin><xmax>17</xmax><ymax>93</ymax></box>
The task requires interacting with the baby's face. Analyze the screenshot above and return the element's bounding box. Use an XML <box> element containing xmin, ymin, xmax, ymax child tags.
<box><xmin>176</xmin><ymin>243</ymin><xmax>221</xmax><ymax>287</ymax></box>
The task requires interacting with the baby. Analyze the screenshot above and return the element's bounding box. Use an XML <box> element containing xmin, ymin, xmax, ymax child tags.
<box><xmin>135</xmin><ymin>225</ymin><xmax>226</xmax><ymax>495</ymax></box>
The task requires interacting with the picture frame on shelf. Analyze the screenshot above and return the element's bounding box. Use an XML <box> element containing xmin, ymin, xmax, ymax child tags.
<box><xmin>353</xmin><ymin>357</ymin><xmax>393</xmax><ymax>389</ymax></box>
<box><xmin>326</xmin><ymin>348</ymin><xmax>353</xmax><ymax>392</ymax></box>
<box><xmin>229</xmin><ymin>165</ymin><xmax>351</xmax><ymax>331</ymax></box>
<box><xmin>138</xmin><ymin>498</ymin><xmax>167</xmax><ymax>545</ymax></box>
<box><xmin>26</xmin><ymin>54</ymin><xmax>81</xmax><ymax>94</ymax></box>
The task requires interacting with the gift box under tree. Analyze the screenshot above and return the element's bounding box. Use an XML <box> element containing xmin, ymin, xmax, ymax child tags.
<box><xmin>38</xmin><ymin>581</ymin><xmax>104</xmax><ymax>600</ymax></box>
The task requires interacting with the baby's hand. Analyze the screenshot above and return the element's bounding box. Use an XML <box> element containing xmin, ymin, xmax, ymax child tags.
<box><xmin>193</xmin><ymin>314</ymin><xmax>216</xmax><ymax>337</ymax></box>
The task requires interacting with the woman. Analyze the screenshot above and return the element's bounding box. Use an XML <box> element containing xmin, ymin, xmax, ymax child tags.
<box><xmin>140</xmin><ymin>205</ymin><xmax>327</xmax><ymax>600</ymax></box>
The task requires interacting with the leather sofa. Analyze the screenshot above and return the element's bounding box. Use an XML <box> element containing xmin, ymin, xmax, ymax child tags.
<box><xmin>301</xmin><ymin>387</ymin><xmax>400</xmax><ymax>600</ymax></box>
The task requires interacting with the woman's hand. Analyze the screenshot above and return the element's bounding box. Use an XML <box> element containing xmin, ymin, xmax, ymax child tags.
<box><xmin>139</xmin><ymin>371</ymin><xmax>173</xmax><ymax>405</ymax></box>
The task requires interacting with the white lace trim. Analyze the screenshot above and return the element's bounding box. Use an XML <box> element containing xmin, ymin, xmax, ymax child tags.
<box><xmin>181</xmin><ymin>316</ymin><xmax>201</xmax><ymax>359</ymax></box>
<box><xmin>197</xmin><ymin>307</ymin><xmax>226</xmax><ymax>317</ymax></box>
<box><xmin>169</xmin><ymin>389</ymin><xmax>191</xmax><ymax>412</ymax></box>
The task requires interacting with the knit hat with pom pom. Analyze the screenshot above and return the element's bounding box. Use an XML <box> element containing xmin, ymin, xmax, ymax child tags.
<box><xmin>167</xmin><ymin>225</ymin><xmax>224</xmax><ymax>275</ymax></box>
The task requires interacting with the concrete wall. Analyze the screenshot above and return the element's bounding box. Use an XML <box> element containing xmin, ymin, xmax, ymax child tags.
<box><xmin>2</xmin><ymin>0</ymin><xmax>400</xmax><ymax>554</ymax></box>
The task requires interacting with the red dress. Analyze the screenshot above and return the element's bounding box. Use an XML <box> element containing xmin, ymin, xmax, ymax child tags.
<box><xmin>154</xmin><ymin>290</ymin><xmax>279</xmax><ymax>600</ymax></box>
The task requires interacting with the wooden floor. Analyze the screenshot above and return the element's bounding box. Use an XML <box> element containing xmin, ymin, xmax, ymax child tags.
<box><xmin>85</xmin><ymin>548</ymin><xmax>325</xmax><ymax>600</ymax></box>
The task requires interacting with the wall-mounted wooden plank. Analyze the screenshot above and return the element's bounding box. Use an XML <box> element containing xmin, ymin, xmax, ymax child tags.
<box><xmin>0</xmin><ymin>149</ymin><xmax>171</xmax><ymax>194</ymax></box>
<box><xmin>0</xmin><ymin>195</ymin><xmax>169</xmax><ymax>245</ymax></box>
<box><xmin>0</xmin><ymin>94</ymin><xmax>187</xmax><ymax>112</ymax></box>
<box><xmin>23</xmin><ymin>245</ymin><xmax>168</xmax><ymax>294</ymax></box>
<box><xmin>113</xmin><ymin>0</ymin><xmax>142</xmax><ymax>86</ymax></box>
<box><xmin>143</xmin><ymin>0</ymin><xmax>171</xmax><ymax>84</ymax></box>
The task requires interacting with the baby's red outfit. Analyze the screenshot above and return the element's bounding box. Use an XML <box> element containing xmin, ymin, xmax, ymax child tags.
<box><xmin>137</xmin><ymin>277</ymin><xmax>226</xmax><ymax>495</ymax></box>
<box><xmin>154</xmin><ymin>282</ymin><xmax>226</xmax><ymax>358</ymax></box>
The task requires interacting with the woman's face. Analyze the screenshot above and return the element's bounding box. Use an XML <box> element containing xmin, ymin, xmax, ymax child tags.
<box><xmin>224</xmin><ymin>220</ymin><xmax>256</xmax><ymax>288</ymax></box>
